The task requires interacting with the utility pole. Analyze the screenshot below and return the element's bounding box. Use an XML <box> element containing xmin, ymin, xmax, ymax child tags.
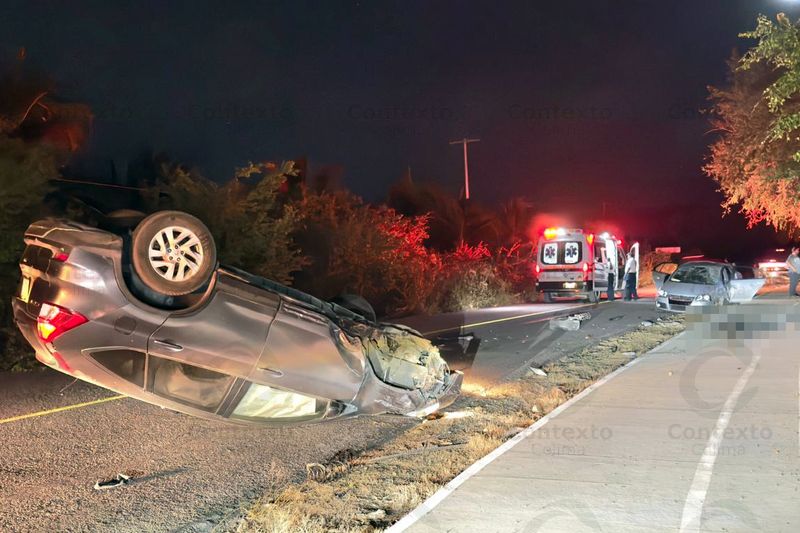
<box><xmin>449</xmin><ymin>138</ymin><xmax>480</xmax><ymax>200</ymax></box>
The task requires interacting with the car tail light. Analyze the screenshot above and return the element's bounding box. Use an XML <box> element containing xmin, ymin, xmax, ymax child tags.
<box><xmin>37</xmin><ymin>303</ymin><xmax>87</xmax><ymax>342</ymax></box>
<box><xmin>582</xmin><ymin>261</ymin><xmax>590</xmax><ymax>280</ymax></box>
<box><xmin>52</xmin><ymin>251</ymin><xmax>69</xmax><ymax>262</ymax></box>
<box><xmin>535</xmin><ymin>263</ymin><xmax>541</xmax><ymax>275</ymax></box>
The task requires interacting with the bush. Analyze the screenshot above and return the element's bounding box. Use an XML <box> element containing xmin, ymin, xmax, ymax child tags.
<box><xmin>292</xmin><ymin>191</ymin><xmax>438</xmax><ymax>316</ymax></box>
<box><xmin>434</xmin><ymin>243</ymin><xmax>517</xmax><ymax>313</ymax></box>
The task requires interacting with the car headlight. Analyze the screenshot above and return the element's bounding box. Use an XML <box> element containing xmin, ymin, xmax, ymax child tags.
<box><xmin>657</xmin><ymin>289</ymin><xmax>667</xmax><ymax>297</ymax></box>
<box><xmin>694</xmin><ymin>294</ymin><xmax>711</xmax><ymax>302</ymax></box>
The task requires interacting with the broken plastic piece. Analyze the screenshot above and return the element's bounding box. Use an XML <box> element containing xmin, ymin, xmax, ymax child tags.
<box><xmin>549</xmin><ymin>317</ymin><xmax>581</xmax><ymax>331</ymax></box>
<box><xmin>93</xmin><ymin>473</ymin><xmax>131</xmax><ymax>490</ymax></box>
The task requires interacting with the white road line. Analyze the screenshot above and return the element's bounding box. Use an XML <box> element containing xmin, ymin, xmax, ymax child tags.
<box><xmin>386</xmin><ymin>332</ymin><xmax>685</xmax><ymax>533</ymax></box>
<box><xmin>679</xmin><ymin>349</ymin><xmax>762</xmax><ymax>532</ymax></box>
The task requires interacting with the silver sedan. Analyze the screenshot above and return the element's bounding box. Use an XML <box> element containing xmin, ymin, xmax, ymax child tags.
<box><xmin>654</xmin><ymin>260</ymin><xmax>764</xmax><ymax>312</ymax></box>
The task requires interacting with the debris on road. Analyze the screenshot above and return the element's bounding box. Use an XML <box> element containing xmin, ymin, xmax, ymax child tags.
<box><xmin>366</xmin><ymin>509</ymin><xmax>386</xmax><ymax>522</ymax></box>
<box><xmin>641</xmin><ymin>320</ymin><xmax>654</xmax><ymax>327</ymax></box>
<box><xmin>622</xmin><ymin>351</ymin><xmax>636</xmax><ymax>357</ymax></box>
<box><xmin>528</xmin><ymin>367</ymin><xmax>548</xmax><ymax>377</ymax></box>
<box><xmin>549</xmin><ymin>316</ymin><xmax>581</xmax><ymax>330</ymax></box>
<box><xmin>93</xmin><ymin>473</ymin><xmax>131</xmax><ymax>491</ymax></box>
<box><xmin>549</xmin><ymin>312</ymin><xmax>591</xmax><ymax>331</ymax></box>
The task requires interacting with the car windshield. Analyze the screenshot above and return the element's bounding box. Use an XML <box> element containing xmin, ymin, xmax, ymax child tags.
<box><xmin>669</xmin><ymin>264</ymin><xmax>721</xmax><ymax>285</ymax></box>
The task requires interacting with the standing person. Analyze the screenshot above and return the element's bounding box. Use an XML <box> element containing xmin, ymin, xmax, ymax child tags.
<box><xmin>623</xmin><ymin>251</ymin><xmax>639</xmax><ymax>301</ymax></box>
<box><xmin>786</xmin><ymin>246</ymin><xmax>800</xmax><ymax>296</ymax></box>
<box><xmin>606</xmin><ymin>257</ymin><xmax>616</xmax><ymax>301</ymax></box>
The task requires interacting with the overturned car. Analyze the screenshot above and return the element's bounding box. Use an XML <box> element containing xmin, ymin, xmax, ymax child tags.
<box><xmin>12</xmin><ymin>211</ymin><xmax>462</xmax><ymax>426</ymax></box>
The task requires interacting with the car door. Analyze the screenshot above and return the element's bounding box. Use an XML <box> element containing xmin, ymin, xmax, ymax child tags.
<box><xmin>652</xmin><ymin>261</ymin><xmax>678</xmax><ymax>291</ymax></box>
<box><xmin>726</xmin><ymin>266</ymin><xmax>765</xmax><ymax>303</ymax></box>
<box><xmin>593</xmin><ymin>242</ymin><xmax>608</xmax><ymax>289</ymax></box>
<box><xmin>147</xmin><ymin>276</ymin><xmax>280</xmax><ymax>390</ymax></box>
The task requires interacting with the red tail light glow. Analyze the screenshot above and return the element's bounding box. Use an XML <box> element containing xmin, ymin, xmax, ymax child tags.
<box><xmin>37</xmin><ymin>303</ymin><xmax>87</xmax><ymax>342</ymax></box>
<box><xmin>586</xmin><ymin>233</ymin><xmax>594</xmax><ymax>246</ymax></box>
<box><xmin>52</xmin><ymin>251</ymin><xmax>69</xmax><ymax>262</ymax></box>
<box><xmin>582</xmin><ymin>262</ymin><xmax>589</xmax><ymax>273</ymax></box>
<box><xmin>535</xmin><ymin>263</ymin><xmax>541</xmax><ymax>274</ymax></box>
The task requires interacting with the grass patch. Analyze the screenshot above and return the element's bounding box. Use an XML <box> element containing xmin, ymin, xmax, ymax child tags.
<box><xmin>233</xmin><ymin>316</ymin><xmax>684</xmax><ymax>533</ymax></box>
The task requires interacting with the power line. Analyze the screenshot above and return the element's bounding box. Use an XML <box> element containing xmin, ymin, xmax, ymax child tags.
<box><xmin>49</xmin><ymin>177</ymin><xmax>146</xmax><ymax>191</ymax></box>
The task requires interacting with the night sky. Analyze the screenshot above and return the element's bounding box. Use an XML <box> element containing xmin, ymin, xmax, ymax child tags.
<box><xmin>3</xmin><ymin>0</ymin><xmax>800</xmax><ymax>260</ymax></box>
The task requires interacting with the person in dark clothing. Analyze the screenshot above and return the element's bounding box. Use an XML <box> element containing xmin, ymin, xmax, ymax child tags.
<box><xmin>607</xmin><ymin>268</ymin><xmax>615</xmax><ymax>302</ymax></box>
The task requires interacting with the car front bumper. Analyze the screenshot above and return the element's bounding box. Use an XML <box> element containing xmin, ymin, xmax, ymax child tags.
<box><xmin>656</xmin><ymin>296</ymin><xmax>712</xmax><ymax>313</ymax></box>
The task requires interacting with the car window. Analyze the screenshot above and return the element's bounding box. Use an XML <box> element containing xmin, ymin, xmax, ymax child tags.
<box><xmin>231</xmin><ymin>383</ymin><xmax>326</xmax><ymax>422</ymax></box>
<box><xmin>149</xmin><ymin>356</ymin><xmax>234</xmax><ymax>411</ymax></box>
<box><xmin>541</xmin><ymin>242</ymin><xmax>558</xmax><ymax>264</ymax></box>
<box><xmin>564</xmin><ymin>241</ymin><xmax>580</xmax><ymax>264</ymax></box>
<box><xmin>654</xmin><ymin>262</ymin><xmax>678</xmax><ymax>275</ymax></box>
<box><xmin>540</xmin><ymin>241</ymin><xmax>582</xmax><ymax>265</ymax></box>
<box><xmin>90</xmin><ymin>350</ymin><xmax>145</xmax><ymax>387</ymax></box>
<box><xmin>735</xmin><ymin>266</ymin><xmax>756</xmax><ymax>279</ymax></box>
<box><xmin>594</xmin><ymin>243</ymin><xmax>607</xmax><ymax>262</ymax></box>
<box><xmin>670</xmin><ymin>264</ymin><xmax>721</xmax><ymax>285</ymax></box>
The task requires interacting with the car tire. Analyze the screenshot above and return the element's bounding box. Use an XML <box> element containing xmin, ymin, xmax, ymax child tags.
<box><xmin>131</xmin><ymin>211</ymin><xmax>216</xmax><ymax>296</ymax></box>
<box><xmin>588</xmin><ymin>291</ymin><xmax>599</xmax><ymax>303</ymax></box>
<box><xmin>331</xmin><ymin>293</ymin><xmax>377</xmax><ymax>322</ymax></box>
<box><xmin>543</xmin><ymin>292</ymin><xmax>554</xmax><ymax>303</ymax></box>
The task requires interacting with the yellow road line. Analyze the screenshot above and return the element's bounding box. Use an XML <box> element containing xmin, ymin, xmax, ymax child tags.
<box><xmin>422</xmin><ymin>301</ymin><xmax>607</xmax><ymax>336</ymax></box>
<box><xmin>0</xmin><ymin>395</ymin><xmax>125</xmax><ymax>425</ymax></box>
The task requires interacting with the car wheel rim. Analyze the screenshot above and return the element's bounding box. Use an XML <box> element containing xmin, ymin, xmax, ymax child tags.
<box><xmin>147</xmin><ymin>226</ymin><xmax>204</xmax><ymax>282</ymax></box>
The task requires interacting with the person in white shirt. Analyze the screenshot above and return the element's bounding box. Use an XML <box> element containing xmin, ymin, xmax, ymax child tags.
<box><xmin>786</xmin><ymin>247</ymin><xmax>800</xmax><ymax>297</ymax></box>
<box><xmin>623</xmin><ymin>251</ymin><xmax>639</xmax><ymax>301</ymax></box>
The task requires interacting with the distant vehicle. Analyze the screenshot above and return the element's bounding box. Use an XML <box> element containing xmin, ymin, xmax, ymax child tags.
<box><xmin>13</xmin><ymin>211</ymin><xmax>462</xmax><ymax>426</ymax></box>
<box><xmin>534</xmin><ymin>227</ymin><xmax>638</xmax><ymax>303</ymax></box>
<box><xmin>758</xmin><ymin>254</ymin><xmax>789</xmax><ymax>284</ymax></box>
<box><xmin>653</xmin><ymin>260</ymin><xmax>764</xmax><ymax>312</ymax></box>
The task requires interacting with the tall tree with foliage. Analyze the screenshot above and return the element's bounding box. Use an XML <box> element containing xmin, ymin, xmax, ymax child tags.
<box><xmin>706</xmin><ymin>13</ymin><xmax>800</xmax><ymax>233</ymax></box>
<box><xmin>145</xmin><ymin>159</ymin><xmax>306</xmax><ymax>283</ymax></box>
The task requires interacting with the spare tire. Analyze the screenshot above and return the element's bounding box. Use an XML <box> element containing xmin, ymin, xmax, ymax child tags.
<box><xmin>131</xmin><ymin>211</ymin><xmax>216</xmax><ymax>296</ymax></box>
<box><xmin>331</xmin><ymin>294</ymin><xmax>377</xmax><ymax>323</ymax></box>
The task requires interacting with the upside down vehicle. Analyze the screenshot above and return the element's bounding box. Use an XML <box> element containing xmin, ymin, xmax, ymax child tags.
<box><xmin>12</xmin><ymin>211</ymin><xmax>462</xmax><ymax>426</ymax></box>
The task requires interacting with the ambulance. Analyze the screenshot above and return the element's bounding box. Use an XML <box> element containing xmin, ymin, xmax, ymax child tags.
<box><xmin>534</xmin><ymin>227</ymin><xmax>638</xmax><ymax>303</ymax></box>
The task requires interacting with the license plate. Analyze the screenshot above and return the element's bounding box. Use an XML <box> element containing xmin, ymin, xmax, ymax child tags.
<box><xmin>563</xmin><ymin>282</ymin><xmax>577</xmax><ymax>289</ymax></box>
<box><xmin>19</xmin><ymin>276</ymin><xmax>32</xmax><ymax>303</ymax></box>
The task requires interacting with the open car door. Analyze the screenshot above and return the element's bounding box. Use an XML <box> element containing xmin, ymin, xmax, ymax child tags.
<box><xmin>652</xmin><ymin>261</ymin><xmax>678</xmax><ymax>291</ymax></box>
<box><xmin>727</xmin><ymin>278</ymin><xmax>765</xmax><ymax>303</ymax></box>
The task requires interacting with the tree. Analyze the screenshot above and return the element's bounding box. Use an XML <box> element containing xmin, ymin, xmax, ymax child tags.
<box><xmin>706</xmin><ymin>13</ymin><xmax>800</xmax><ymax>233</ymax></box>
<box><xmin>145</xmin><ymin>160</ymin><xmax>307</xmax><ymax>283</ymax></box>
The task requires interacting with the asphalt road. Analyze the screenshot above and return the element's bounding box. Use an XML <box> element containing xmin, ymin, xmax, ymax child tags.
<box><xmin>400</xmin><ymin>298</ymin><xmax>800</xmax><ymax>532</ymax></box>
<box><xmin>0</xmin><ymin>298</ymin><xmax>662</xmax><ymax>532</ymax></box>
